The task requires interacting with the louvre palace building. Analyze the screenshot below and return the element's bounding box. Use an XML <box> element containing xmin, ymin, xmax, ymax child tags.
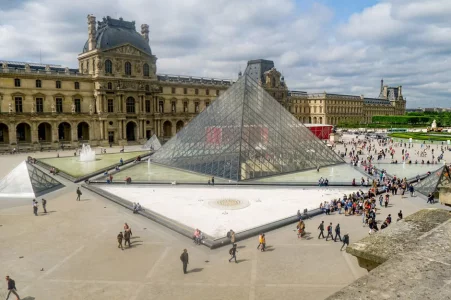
<box><xmin>0</xmin><ymin>15</ymin><xmax>406</xmax><ymax>150</ymax></box>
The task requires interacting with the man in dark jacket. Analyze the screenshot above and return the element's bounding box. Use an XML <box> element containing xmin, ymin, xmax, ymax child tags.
<box><xmin>325</xmin><ymin>222</ymin><xmax>333</xmax><ymax>241</ymax></box>
<box><xmin>42</xmin><ymin>198</ymin><xmax>47</xmax><ymax>213</ymax></box>
<box><xmin>76</xmin><ymin>187</ymin><xmax>82</xmax><ymax>201</ymax></box>
<box><xmin>340</xmin><ymin>234</ymin><xmax>350</xmax><ymax>251</ymax></box>
<box><xmin>318</xmin><ymin>221</ymin><xmax>325</xmax><ymax>239</ymax></box>
<box><xmin>124</xmin><ymin>230</ymin><xmax>131</xmax><ymax>247</ymax></box>
<box><xmin>228</xmin><ymin>244</ymin><xmax>238</xmax><ymax>263</ymax></box>
<box><xmin>117</xmin><ymin>232</ymin><xmax>123</xmax><ymax>250</ymax></box>
<box><xmin>5</xmin><ymin>275</ymin><xmax>20</xmax><ymax>300</ymax></box>
<box><xmin>334</xmin><ymin>223</ymin><xmax>342</xmax><ymax>242</ymax></box>
<box><xmin>180</xmin><ymin>249</ymin><xmax>189</xmax><ymax>274</ymax></box>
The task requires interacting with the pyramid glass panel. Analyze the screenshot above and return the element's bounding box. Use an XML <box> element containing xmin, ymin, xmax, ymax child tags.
<box><xmin>151</xmin><ymin>75</ymin><xmax>344</xmax><ymax>181</ymax></box>
<box><xmin>0</xmin><ymin>161</ymin><xmax>34</xmax><ymax>198</ymax></box>
<box><xmin>142</xmin><ymin>134</ymin><xmax>162</xmax><ymax>151</ymax></box>
<box><xmin>415</xmin><ymin>166</ymin><xmax>444</xmax><ymax>196</ymax></box>
<box><xmin>27</xmin><ymin>162</ymin><xmax>64</xmax><ymax>197</ymax></box>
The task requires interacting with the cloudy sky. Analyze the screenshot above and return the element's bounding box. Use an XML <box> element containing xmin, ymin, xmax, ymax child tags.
<box><xmin>1</xmin><ymin>0</ymin><xmax>450</xmax><ymax>108</ymax></box>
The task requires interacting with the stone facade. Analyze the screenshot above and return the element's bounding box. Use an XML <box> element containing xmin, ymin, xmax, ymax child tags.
<box><xmin>0</xmin><ymin>15</ymin><xmax>406</xmax><ymax>151</ymax></box>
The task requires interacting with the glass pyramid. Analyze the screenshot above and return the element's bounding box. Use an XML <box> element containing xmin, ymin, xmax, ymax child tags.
<box><xmin>151</xmin><ymin>74</ymin><xmax>344</xmax><ymax>181</ymax></box>
<box><xmin>415</xmin><ymin>166</ymin><xmax>451</xmax><ymax>196</ymax></box>
<box><xmin>143</xmin><ymin>134</ymin><xmax>162</xmax><ymax>151</ymax></box>
<box><xmin>27</xmin><ymin>162</ymin><xmax>64</xmax><ymax>197</ymax></box>
<box><xmin>0</xmin><ymin>161</ymin><xmax>63</xmax><ymax>198</ymax></box>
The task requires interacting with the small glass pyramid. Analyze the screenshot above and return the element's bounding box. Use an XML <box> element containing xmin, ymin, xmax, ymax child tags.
<box><xmin>0</xmin><ymin>161</ymin><xmax>63</xmax><ymax>198</ymax></box>
<box><xmin>143</xmin><ymin>134</ymin><xmax>162</xmax><ymax>151</ymax></box>
<box><xmin>151</xmin><ymin>74</ymin><xmax>344</xmax><ymax>181</ymax></box>
<box><xmin>415</xmin><ymin>165</ymin><xmax>451</xmax><ymax>196</ymax></box>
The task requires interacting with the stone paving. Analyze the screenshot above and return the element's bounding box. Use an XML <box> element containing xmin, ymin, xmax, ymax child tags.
<box><xmin>0</xmin><ymin>137</ymin><xmax>448</xmax><ymax>299</ymax></box>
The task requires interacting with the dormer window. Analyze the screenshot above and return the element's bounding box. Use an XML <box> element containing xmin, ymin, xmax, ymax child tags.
<box><xmin>105</xmin><ymin>60</ymin><xmax>113</xmax><ymax>74</ymax></box>
<box><xmin>143</xmin><ymin>63</ymin><xmax>150</xmax><ymax>77</ymax></box>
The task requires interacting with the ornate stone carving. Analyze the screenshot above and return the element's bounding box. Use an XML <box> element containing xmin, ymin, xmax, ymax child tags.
<box><xmin>135</xmin><ymin>61</ymin><xmax>142</xmax><ymax>73</ymax></box>
<box><xmin>89</xmin><ymin>104</ymin><xmax>93</xmax><ymax>115</ymax></box>
<box><xmin>71</xmin><ymin>104</ymin><xmax>76</xmax><ymax>114</ymax></box>
<box><xmin>31</xmin><ymin>102</ymin><xmax>35</xmax><ymax>113</ymax></box>
<box><xmin>8</xmin><ymin>103</ymin><xmax>12</xmax><ymax>113</ymax></box>
<box><xmin>97</xmin><ymin>58</ymin><xmax>103</xmax><ymax>70</ymax></box>
<box><xmin>45</xmin><ymin>65</ymin><xmax>51</xmax><ymax>72</ymax></box>
<box><xmin>65</xmin><ymin>67</ymin><xmax>70</xmax><ymax>74</ymax></box>
<box><xmin>116</xmin><ymin>80</ymin><xmax>124</xmax><ymax>89</ymax></box>
<box><xmin>115</xmin><ymin>58</ymin><xmax>122</xmax><ymax>72</ymax></box>
<box><xmin>2</xmin><ymin>62</ymin><xmax>8</xmax><ymax>69</ymax></box>
<box><xmin>51</xmin><ymin>103</ymin><xmax>56</xmax><ymax>113</ymax></box>
<box><xmin>25</xmin><ymin>64</ymin><xmax>31</xmax><ymax>72</ymax></box>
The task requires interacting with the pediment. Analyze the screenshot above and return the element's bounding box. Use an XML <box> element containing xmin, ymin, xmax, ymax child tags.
<box><xmin>102</xmin><ymin>44</ymin><xmax>150</xmax><ymax>57</ymax></box>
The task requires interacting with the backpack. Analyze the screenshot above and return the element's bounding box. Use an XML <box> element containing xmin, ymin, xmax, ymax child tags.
<box><xmin>226</xmin><ymin>231</ymin><xmax>231</xmax><ymax>238</ymax></box>
<box><xmin>327</xmin><ymin>226</ymin><xmax>331</xmax><ymax>231</ymax></box>
<box><xmin>229</xmin><ymin>248</ymin><xmax>234</xmax><ymax>255</ymax></box>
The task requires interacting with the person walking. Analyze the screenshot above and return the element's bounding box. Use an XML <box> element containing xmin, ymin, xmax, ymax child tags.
<box><xmin>124</xmin><ymin>223</ymin><xmax>132</xmax><ymax>237</ymax></box>
<box><xmin>260</xmin><ymin>234</ymin><xmax>266</xmax><ymax>252</ymax></box>
<box><xmin>76</xmin><ymin>187</ymin><xmax>82</xmax><ymax>201</ymax></box>
<box><xmin>211</xmin><ymin>176</ymin><xmax>215</xmax><ymax>186</ymax></box>
<box><xmin>42</xmin><ymin>198</ymin><xmax>47</xmax><ymax>213</ymax></box>
<box><xmin>124</xmin><ymin>230</ymin><xmax>131</xmax><ymax>248</ymax></box>
<box><xmin>180</xmin><ymin>249</ymin><xmax>189</xmax><ymax>274</ymax></box>
<box><xmin>117</xmin><ymin>232</ymin><xmax>123</xmax><ymax>250</ymax></box>
<box><xmin>325</xmin><ymin>222</ymin><xmax>333</xmax><ymax>241</ymax></box>
<box><xmin>297</xmin><ymin>219</ymin><xmax>305</xmax><ymax>238</ymax></box>
<box><xmin>334</xmin><ymin>223</ymin><xmax>342</xmax><ymax>242</ymax></box>
<box><xmin>318</xmin><ymin>221</ymin><xmax>325</xmax><ymax>239</ymax></box>
<box><xmin>341</xmin><ymin>233</ymin><xmax>350</xmax><ymax>251</ymax></box>
<box><xmin>5</xmin><ymin>275</ymin><xmax>20</xmax><ymax>300</ymax></box>
<box><xmin>257</xmin><ymin>233</ymin><xmax>263</xmax><ymax>250</ymax></box>
<box><xmin>409</xmin><ymin>184</ymin><xmax>415</xmax><ymax>197</ymax></box>
<box><xmin>33</xmin><ymin>199</ymin><xmax>38</xmax><ymax>216</ymax></box>
<box><xmin>229</xmin><ymin>243</ymin><xmax>238</xmax><ymax>263</ymax></box>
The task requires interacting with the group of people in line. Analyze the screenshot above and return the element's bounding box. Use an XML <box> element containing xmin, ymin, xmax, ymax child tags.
<box><xmin>117</xmin><ymin>223</ymin><xmax>133</xmax><ymax>250</ymax></box>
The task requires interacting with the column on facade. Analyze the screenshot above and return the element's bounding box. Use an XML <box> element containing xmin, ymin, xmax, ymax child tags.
<box><xmin>71</xmin><ymin>122</ymin><xmax>77</xmax><ymax>142</ymax></box>
<box><xmin>118</xmin><ymin>120</ymin><xmax>123</xmax><ymax>140</ymax></box>
<box><xmin>171</xmin><ymin>121</ymin><xmax>176</xmax><ymax>136</ymax></box>
<box><xmin>122</xmin><ymin>96</ymin><xmax>127</xmax><ymax>113</ymax></box>
<box><xmin>136</xmin><ymin>96</ymin><xmax>140</xmax><ymax>114</ymax></box>
<box><xmin>123</xmin><ymin>120</ymin><xmax>126</xmax><ymax>139</ymax></box>
<box><xmin>96</xmin><ymin>94</ymin><xmax>102</xmax><ymax>114</ymax></box>
<box><xmin>103</xmin><ymin>94</ymin><xmax>107</xmax><ymax>113</ymax></box>
<box><xmin>116</xmin><ymin>94</ymin><xmax>121</xmax><ymax>113</ymax></box>
<box><xmin>89</xmin><ymin>121</ymin><xmax>94</xmax><ymax>141</ymax></box>
<box><xmin>100</xmin><ymin>120</ymin><xmax>104</xmax><ymax>140</ymax></box>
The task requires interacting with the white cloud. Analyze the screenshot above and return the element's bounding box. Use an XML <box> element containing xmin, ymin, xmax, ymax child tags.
<box><xmin>0</xmin><ymin>0</ymin><xmax>450</xmax><ymax>107</ymax></box>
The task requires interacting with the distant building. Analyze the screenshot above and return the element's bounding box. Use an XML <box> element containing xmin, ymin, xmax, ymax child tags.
<box><xmin>0</xmin><ymin>15</ymin><xmax>406</xmax><ymax>150</ymax></box>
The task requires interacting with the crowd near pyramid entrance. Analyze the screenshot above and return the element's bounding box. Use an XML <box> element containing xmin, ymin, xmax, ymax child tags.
<box><xmin>151</xmin><ymin>75</ymin><xmax>344</xmax><ymax>181</ymax></box>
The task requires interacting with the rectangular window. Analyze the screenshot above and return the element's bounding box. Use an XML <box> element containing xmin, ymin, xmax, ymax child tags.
<box><xmin>56</xmin><ymin>98</ymin><xmax>63</xmax><ymax>113</ymax></box>
<box><xmin>206</xmin><ymin>89</ymin><xmax>210</xmax><ymax>96</ymax></box>
<box><xmin>195</xmin><ymin>88</ymin><xmax>199</xmax><ymax>95</ymax></box>
<box><xmin>171</xmin><ymin>101</ymin><xmax>176</xmax><ymax>112</ymax></box>
<box><xmin>145</xmin><ymin>100</ymin><xmax>151</xmax><ymax>113</ymax></box>
<box><xmin>158</xmin><ymin>101</ymin><xmax>164</xmax><ymax>113</ymax></box>
<box><xmin>15</xmin><ymin>97</ymin><xmax>23</xmax><ymax>112</ymax></box>
<box><xmin>74</xmin><ymin>82</ymin><xmax>80</xmax><ymax>89</ymax></box>
<box><xmin>183</xmin><ymin>88</ymin><xmax>187</xmax><ymax>94</ymax></box>
<box><xmin>206</xmin><ymin>101</ymin><xmax>210</xmax><ymax>108</ymax></box>
<box><xmin>36</xmin><ymin>98</ymin><xmax>43</xmax><ymax>113</ymax></box>
<box><xmin>108</xmin><ymin>99</ymin><xmax>114</xmax><ymax>113</ymax></box>
<box><xmin>195</xmin><ymin>102</ymin><xmax>199</xmax><ymax>113</ymax></box>
<box><xmin>56</xmin><ymin>81</ymin><xmax>61</xmax><ymax>89</ymax></box>
<box><xmin>183</xmin><ymin>101</ymin><xmax>188</xmax><ymax>112</ymax></box>
<box><xmin>216</xmin><ymin>89</ymin><xmax>219</xmax><ymax>96</ymax></box>
<box><xmin>75</xmin><ymin>99</ymin><xmax>81</xmax><ymax>113</ymax></box>
<box><xmin>36</xmin><ymin>80</ymin><xmax>42</xmax><ymax>88</ymax></box>
<box><xmin>171</xmin><ymin>87</ymin><xmax>176</xmax><ymax>94</ymax></box>
<box><xmin>14</xmin><ymin>79</ymin><xmax>21</xmax><ymax>87</ymax></box>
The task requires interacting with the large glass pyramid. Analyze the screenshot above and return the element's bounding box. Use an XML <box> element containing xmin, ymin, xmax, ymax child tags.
<box><xmin>143</xmin><ymin>134</ymin><xmax>162</xmax><ymax>151</ymax></box>
<box><xmin>0</xmin><ymin>161</ymin><xmax>63</xmax><ymax>198</ymax></box>
<box><xmin>415</xmin><ymin>166</ymin><xmax>451</xmax><ymax>196</ymax></box>
<box><xmin>151</xmin><ymin>74</ymin><xmax>344</xmax><ymax>181</ymax></box>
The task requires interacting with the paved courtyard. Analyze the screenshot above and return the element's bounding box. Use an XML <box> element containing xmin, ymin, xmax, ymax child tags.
<box><xmin>0</xmin><ymin>137</ymin><xmax>448</xmax><ymax>299</ymax></box>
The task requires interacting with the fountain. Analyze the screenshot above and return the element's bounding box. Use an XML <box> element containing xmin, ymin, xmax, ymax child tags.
<box><xmin>148</xmin><ymin>158</ymin><xmax>151</xmax><ymax>174</ymax></box>
<box><xmin>79</xmin><ymin>144</ymin><xmax>96</xmax><ymax>162</ymax></box>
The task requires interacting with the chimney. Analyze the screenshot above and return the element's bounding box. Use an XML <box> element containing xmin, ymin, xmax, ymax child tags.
<box><xmin>398</xmin><ymin>86</ymin><xmax>402</xmax><ymax>98</ymax></box>
<box><xmin>380</xmin><ymin>79</ymin><xmax>384</xmax><ymax>93</ymax></box>
<box><xmin>141</xmin><ymin>24</ymin><xmax>149</xmax><ymax>43</ymax></box>
<box><xmin>87</xmin><ymin>14</ymin><xmax>97</xmax><ymax>51</ymax></box>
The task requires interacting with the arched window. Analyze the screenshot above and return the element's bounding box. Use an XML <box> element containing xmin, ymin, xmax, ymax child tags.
<box><xmin>126</xmin><ymin>97</ymin><xmax>135</xmax><ymax>113</ymax></box>
<box><xmin>107</xmin><ymin>82</ymin><xmax>112</xmax><ymax>90</ymax></box>
<box><xmin>105</xmin><ymin>60</ymin><xmax>112</xmax><ymax>74</ymax></box>
<box><xmin>143</xmin><ymin>63</ymin><xmax>150</xmax><ymax>77</ymax></box>
<box><xmin>125</xmin><ymin>62</ymin><xmax>131</xmax><ymax>75</ymax></box>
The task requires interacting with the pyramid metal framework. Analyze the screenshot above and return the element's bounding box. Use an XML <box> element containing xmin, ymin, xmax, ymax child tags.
<box><xmin>151</xmin><ymin>74</ymin><xmax>344</xmax><ymax>181</ymax></box>
<box><xmin>27</xmin><ymin>162</ymin><xmax>64</xmax><ymax>197</ymax></box>
<box><xmin>0</xmin><ymin>161</ymin><xmax>63</xmax><ymax>198</ymax></box>
<box><xmin>142</xmin><ymin>134</ymin><xmax>162</xmax><ymax>151</ymax></box>
<box><xmin>415</xmin><ymin>166</ymin><xmax>451</xmax><ymax>196</ymax></box>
